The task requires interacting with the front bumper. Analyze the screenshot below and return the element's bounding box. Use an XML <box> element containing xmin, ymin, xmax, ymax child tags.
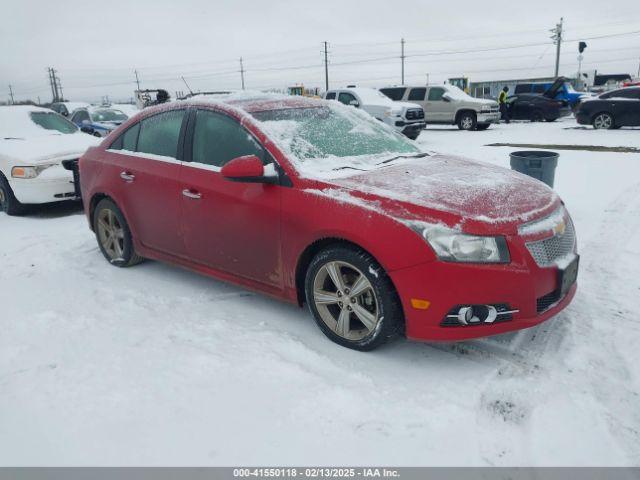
<box><xmin>9</xmin><ymin>164</ymin><xmax>79</xmax><ymax>204</ymax></box>
<box><xmin>477</xmin><ymin>112</ymin><xmax>501</xmax><ymax>124</ymax></box>
<box><xmin>388</xmin><ymin>240</ymin><xmax>577</xmax><ymax>341</ymax></box>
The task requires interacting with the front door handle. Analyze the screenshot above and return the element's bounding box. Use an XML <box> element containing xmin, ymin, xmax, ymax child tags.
<box><xmin>182</xmin><ymin>189</ymin><xmax>202</xmax><ymax>200</ymax></box>
<box><xmin>120</xmin><ymin>171</ymin><xmax>135</xmax><ymax>182</ymax></box>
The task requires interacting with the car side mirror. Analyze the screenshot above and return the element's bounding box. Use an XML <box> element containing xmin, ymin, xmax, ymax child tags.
<box><xmin>81</xmin><ymin>119</ymin><xmax>91</xmax><ymax>126</ymax></box>
<box><xmin>349</xmin><ymin>100</ymin><xmax>360</xmax><ymax>107</ymax></box>
<box><xmin>442</xmin><ymin>95</ymin><xmax>451</xmax><ymax>102</ymax></box>
<box><xmin>221</xmin><ymin>155</ymin><xmax>279</xmax><ymax>184</ymax></box>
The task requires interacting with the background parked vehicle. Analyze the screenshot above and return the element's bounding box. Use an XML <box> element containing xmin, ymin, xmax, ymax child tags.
<box><xmin>324</xmin><ymin>87</ymin><xmax>425</xmax><ymax>139</ymax></box>
<box><xmin>70</xmin><ymin>106</ymin><xmax>129</xmax><ymax>137</ymax></box>
<box><xmin>575</xmin><ymin>86</ymin><xmax>640</xmax><ymax>129</ymax></box>
<box><xmin>506</xmin><ymin>94</ymin><xmax>571</xmax><ymax>122</ymax></box>
<box><xmin>380</xmin><ymin>84</ymin><xmax>500</xmax><ymax>131</ymax></box>
<box><xmin>514</xmin><ymin>77</ymin><xmax>589</xmax><ymax>108</ymax></box>
<box><xmin>0</xmin><ymin>106</ymin><xmax>99</xmax><ymax>215</ymax></box>
<box><xmin>50</xmin><ymin>101</ymin><xmax>91</xmax><ymax>117</ymax></box>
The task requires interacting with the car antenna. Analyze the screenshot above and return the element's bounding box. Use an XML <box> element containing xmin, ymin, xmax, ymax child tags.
<box><xmin>181</xmin><ymin>76</ymin><xmax>194</xmax><ymax>96</ymax></box>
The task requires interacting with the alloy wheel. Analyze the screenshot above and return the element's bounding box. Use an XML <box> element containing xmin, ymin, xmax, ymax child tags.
<box><xmin>312</xmin><ymin>261</ymin><xmax>379</xmax><ymax>341</ymax></box>
<box><xmin>461</xmin><ymin>116</ymin><xmax>473</xmax><ymax>130</ymax></box>
<box><xmin>97</xmin><ymin>208</ymin><xmax>125</xmax><ymax>260</ymax></box>
<box><xmin>594</xmin><ymin>113</ymin><xmax>612</xmax><ymax>129</ymax></box>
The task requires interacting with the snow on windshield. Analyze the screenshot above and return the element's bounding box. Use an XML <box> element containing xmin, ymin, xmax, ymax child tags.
<box><xmin>0</xmin><ymin>107</ymin><xmax>78</xmax><ymax>138</ymax></box>
<box><xmin>251</xmin><ymin>101</ymin><xmax>421</xmax><ymax>177</ymax></box>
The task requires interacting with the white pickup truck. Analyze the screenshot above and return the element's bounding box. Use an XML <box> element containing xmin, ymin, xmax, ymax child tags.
<box><xmin>324</xmin><ymin>87</ymin><xmax>426</xmax><ymax>139</ymax></box>
<box><xmin>380</xmin><ymin>85</ymin><xmax>501</xmax><ymax>131</ymax></box>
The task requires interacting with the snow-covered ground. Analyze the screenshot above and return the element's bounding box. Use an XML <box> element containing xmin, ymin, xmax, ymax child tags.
<box><xmin>1</xmin><ymin>118</ymin><xmax>639</xmax><ymax>466</ymax></box>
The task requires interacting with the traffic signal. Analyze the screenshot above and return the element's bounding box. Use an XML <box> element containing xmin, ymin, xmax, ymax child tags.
<box><xmin>579</xmin><ymin>42</ymin><xmax>587</xmax><ymax>53</ymax></box>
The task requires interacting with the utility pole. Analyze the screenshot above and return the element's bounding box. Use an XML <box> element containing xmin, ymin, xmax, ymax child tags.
<box><xmin>134</xmin><ymin>69</ymin><xmax>141</xmax><ymax>90</ymax></box>
<box><xmin>323</xmin><ymin>41</ymin><xmax>329</xmax><ymax>91</ymax></box>
<box><xmin>239</xmin><ymin>57</ymin><xmax>245</xmax><ymax>90</ymax></box>
<box><xmin>47</xmin><ymin>68</ymin><xmax>56</xmax><ymax>102</ymax></box>
<box><xmin>426</xmin><ymin>73</ymin><xmax>430</xmax><ymax>86</ymax></box>
<box><xmin>56</xmin><ymin>74</ymin><xmax>64</xmax><ymax>102</ymax></box>
<box><xmin>550</xmin><ymin>17</ymin><xmax>563</xmax><ymax>78</ymax></box>
<box><xmin>401</xmin><ymin>38</ymin><xmax>406</xmax><ymax>84</ymax></box>
<box><xmin>8</xmin><ymin>85</ymin><xmax>14</xmax><ymax>104</ymax></box>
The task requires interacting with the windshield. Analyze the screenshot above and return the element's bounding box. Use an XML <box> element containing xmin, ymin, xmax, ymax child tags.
<box><xmin>30</xmin><ymin>112</ymin><xmax>78</xmax><ymax>134</ymax></box>
<box><xmin>91</xmin><ymin>109</ymin><xmax>128</xmax><ymax>122</ymax></box>
<box><xmin>251</xmin><ymin>104</ymin><xmax>420</xmax><ymax>175</ymax></box>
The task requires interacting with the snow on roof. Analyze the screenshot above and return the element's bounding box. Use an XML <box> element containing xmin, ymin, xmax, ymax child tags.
<box><xmin>60</xmin><ymin>101</ymin><xmax>91</xmax><ymax>112</ymax></box>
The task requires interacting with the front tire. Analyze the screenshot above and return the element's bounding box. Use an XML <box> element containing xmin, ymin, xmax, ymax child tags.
<box><xmin>305</xmin><ymin>245</ymin><xmax>403</xmax><ymax>351</ymax></box>
<box><xmin>93</xmin><ymin>198</ymin><xmax>144</xmax><ymax>267</ymax></box>
<box><xmin>457</xmin><ymin>112</ymin><xmax>477</xmax><ymax>131</ymax></box>
<box><xmin>0</xmin><ymin>173</ymin><xmax>27</xmax><ymax>216</ymax></box>
<box><xmin>593</xmin><ymin>112</ymin><xmax>614</xmax><ymax>130</ymax></box>
<box><xmin>531</xmin><ymin>110</ymin><xmax>545</xmax><ymax>122</ymax></box>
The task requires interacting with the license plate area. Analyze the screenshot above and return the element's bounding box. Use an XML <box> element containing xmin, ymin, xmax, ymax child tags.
<box><xmin>558</xmin><ymin>255</ymin><xmax>579</xmax><ymax>296</ymax></box>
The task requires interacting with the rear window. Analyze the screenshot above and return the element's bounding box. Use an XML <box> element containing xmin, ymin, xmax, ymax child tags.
<box><xmin>29</xmin><ymin>112</ymin><xmax>78</xmax><ymax>134</ymax></box>
<box><xmin>514</xmin><ymin>84</ymin><xmax>530</xmax><ymax>94</ymax></box>
<box><xmin>325</xmin><ymin>92</ymin><xmax>336</xmax><ymax>100</ymax></box>
<box><xmin>379</xmin><ymin>87</ymin><xmax>406</xmax><ymax>101</ymax></box>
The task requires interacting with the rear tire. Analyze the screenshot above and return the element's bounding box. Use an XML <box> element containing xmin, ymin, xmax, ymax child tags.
<box><xmin>93</xmin><ymin>198</ymin><xmax>144</xmax><ymax>267</ymax></box>
<box><xmin>457</xmin><ymin>112</ymin><xmax>477</xmax><ymax>130</ymax></box>
<box><xmin>0</xmin><ymin>173</ymin><xmax>27</xmax><ymax>216</ymax></box>
<box><xmin>305</xmin><ymin>245</ymin><xmax>403</xmax><ymax>351</ymax></box>
<box><xmin>592</xmin><ymin>112</ymin><xmax>614</xmax><ymax>130</ymax></box>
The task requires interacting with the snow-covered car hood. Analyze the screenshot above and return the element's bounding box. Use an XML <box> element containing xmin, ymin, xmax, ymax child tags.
<box><xmin>323</xmin><ymin>154</ymin><xmax>559</xmax><ymax>233</ymax></box>
<box><xmin>0</xmin><ymin>132</ymin><xmax>101</xmax><ymax>164</ymax></box>
<box><xmin>93</xmin><ymin>121</ymin><xmax>123</xmax><ymax>130</ymax></box>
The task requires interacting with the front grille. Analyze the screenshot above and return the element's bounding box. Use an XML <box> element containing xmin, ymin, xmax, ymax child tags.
<box><xmin>537</xmin><ymin>290</ymin><xmax>562</xmax><ymax>314</ymax></box>
<box><xmin>526</xmin><ymin>218</ymin><xmax>576</xmax><ymax>267</ymax></box>
<box><xmin>406</xmin><ymin>108</ymin><xmax>424</xmax><ymax>120</ymax></box>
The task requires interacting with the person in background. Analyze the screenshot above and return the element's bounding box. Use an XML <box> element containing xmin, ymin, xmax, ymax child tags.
<box><xmin>499</xmin><ymin>86</ymin><xmax>510</xmax><ymax>124</ymax></box>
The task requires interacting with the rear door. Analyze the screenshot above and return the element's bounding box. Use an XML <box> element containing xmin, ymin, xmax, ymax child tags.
<box><xmin>179</xmin><ymin>108</ymin><xmax>282</xmax><ymax>288</ymax></box>
<box><xmin>106</xmin><ymin>109</ymin><xmax>187</xmax><ymax>257</ymax></box>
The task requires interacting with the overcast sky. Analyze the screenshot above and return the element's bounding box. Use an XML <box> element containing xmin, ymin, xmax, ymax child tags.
<box><xmin>2</xmin><ymin>0</ymin><xmax>639</xmax><ymax>103</ymax></box>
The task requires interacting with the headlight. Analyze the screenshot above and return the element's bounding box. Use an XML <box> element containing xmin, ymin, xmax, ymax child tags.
<box><xmin>406</xmin><ymin>222</ymin><xmax>510</xmax><ymax>263</ymax></box>
<box><xmin>11</xmin><ymin>164</ymin><xmax>55</xmax><ymax>179</ymax></box>
<box><xmin>480</xmin><ymin>105</ymin><xmax>492</xmax><ymax>112</ymax></box>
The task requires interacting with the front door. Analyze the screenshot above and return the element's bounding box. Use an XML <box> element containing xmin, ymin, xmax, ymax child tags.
<box><xmin>180</xmin><ymin>109</ymin><xmax>282</xmax><ymax>288</ymax></box>
<box><xmin>425</xmin><ymin>87</ymin><xmax>449</xmax><ymax>122</ymax></box>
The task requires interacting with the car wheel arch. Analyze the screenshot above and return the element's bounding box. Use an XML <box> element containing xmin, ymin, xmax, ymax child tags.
<box><xmin>294</xmin><ymin>237</ymin><xmax>401</xmax><ymax>310</ymax></box>
<box><xmin>455</xmin><ymin>109</ymin><xmax>476</xmax><ymax>123</ymax></box>
<box><xmin>592</xmin><ymin>111</ymin><xmax>615</xmax><ymax>126</ymax></box>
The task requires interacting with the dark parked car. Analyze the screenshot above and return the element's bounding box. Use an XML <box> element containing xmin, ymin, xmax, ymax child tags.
<box><xmin>506</xmin><ymin>94</ymin><xmax>571</xmax><ymax>122</ymax></box>
<box><xmin>575</xmin><ymin>87</ymin><xmax>640</xmax><ymax>129</ymax></box>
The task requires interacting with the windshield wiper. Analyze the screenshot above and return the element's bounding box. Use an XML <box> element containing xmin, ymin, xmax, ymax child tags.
<box><xmin>377</xmin><ymin>152</ymin><xmax>429</xmax><ymax>165</ymax></box>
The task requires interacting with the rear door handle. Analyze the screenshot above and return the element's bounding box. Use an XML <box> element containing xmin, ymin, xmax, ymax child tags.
<box><xmin>120</xmin><ymin>171</ymin><xmax>135</xmax><ymax>182</ymax></box>
<box><xmin>182</xmin><ymin>189</ymin><xmax>202</xmax><ymax>200</ymax></box>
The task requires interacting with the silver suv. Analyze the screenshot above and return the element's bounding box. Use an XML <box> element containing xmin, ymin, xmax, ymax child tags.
<box><xmin>380</xmin><ymin>85</ymin><xmax>500</xmax><ymax>131</ymax></box>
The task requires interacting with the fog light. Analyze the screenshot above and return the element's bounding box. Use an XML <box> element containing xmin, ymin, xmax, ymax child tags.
<box><xmin>442</xmin><ymin>304</ymin><xmax>519</xmax><ymax>327</ymax></box>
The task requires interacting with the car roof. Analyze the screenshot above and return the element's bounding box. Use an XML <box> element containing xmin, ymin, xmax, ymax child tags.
<box><xmin>181</xmin><ymin>91</ymin><xmax>323</xmax><ymax>114</ymax></box>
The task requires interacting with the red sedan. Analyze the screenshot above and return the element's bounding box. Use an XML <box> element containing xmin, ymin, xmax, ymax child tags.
<box><xmin>80</xmin><ymin>93</ymin><xmax>578</xmax><ymax>351</ymax></box>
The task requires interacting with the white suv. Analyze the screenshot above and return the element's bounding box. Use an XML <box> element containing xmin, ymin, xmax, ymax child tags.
<box><xmin>380</xmin><ymin>85</ymin><xmax>500</xmax><ymax>131</ymax></box>
<box><xmin>324</xmin><ymin>87</ymin><xmax>425</xmax><ymax>139</ymax></box>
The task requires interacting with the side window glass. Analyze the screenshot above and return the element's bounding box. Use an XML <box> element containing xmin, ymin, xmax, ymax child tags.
<box><xmin>338</xmin><ymin>92</ymin><xmax>358</xmax><ymax>106</ymax></box>
<box><xmin>192</xmin><ymin>110</ymin><xmax>265</xmax><ymax>168</ymax></box>
<box><xmin>514</xmin><ymin>85</ymin><xmax>528</xmax><ymax>94</ymax></box>
<box><xmin>122</xmin><ymin>123</ymin><xmax>140</xmax><ymax>151</ymax></box>
<box><xmin>137</xmin><ymin>110</ymin><xmax>185</xmax><ymax>158</ymax></box>
<box><xmin>408</xmin><ymin>88</ymin><xmax>426</xmax><ymax>101</ymax></box>
<box><xmin>428</xmin><ymin>88</ymin><xmax>445</xmax><ymax>101</ymax></box>
<box><xmin>325</xmin><ymin>92</ymin><xmax>336</xmax><ymax>100</ymax></box>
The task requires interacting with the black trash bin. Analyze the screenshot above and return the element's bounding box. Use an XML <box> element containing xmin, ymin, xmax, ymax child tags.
<box><xmin>509</xmin><ymin>150</ymin><xmax>559</xmax><ymax>188</ymax></box>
